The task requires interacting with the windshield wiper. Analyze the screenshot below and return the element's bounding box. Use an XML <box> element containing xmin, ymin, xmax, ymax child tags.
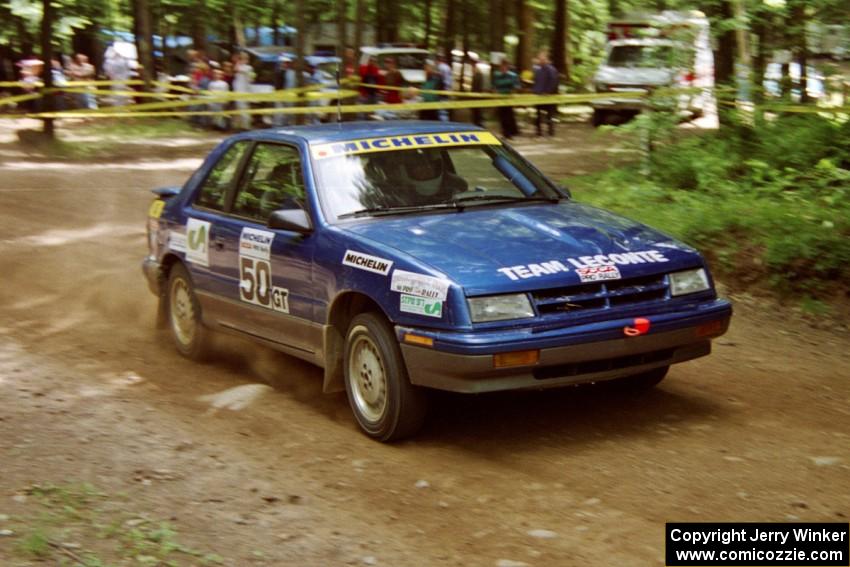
<box><xmin>337</xmin><ymin>202</ymin><xmax>460</xmax><ymax>219</ymax></box>
<box><xmin>448</xmin><ymin>194</ymin><xmax>562</xmax><ymax>208</ymax></box>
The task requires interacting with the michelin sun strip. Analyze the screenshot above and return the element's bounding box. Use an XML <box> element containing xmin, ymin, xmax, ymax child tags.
<box><xmin>310</xmin><ymin>131</ymin><xmax>501</xmax><ymax>160</ymax></box>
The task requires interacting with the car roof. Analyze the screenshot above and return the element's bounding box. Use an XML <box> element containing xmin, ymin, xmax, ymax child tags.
<box><xmin>238</xmin><ymin>121</ymin><xmax>488</xmax><ymax>145</ymax></box>
<box><xmin>360</xmin><ymin>47</ymin><xmax>430</xmax><ymax>55</ymax></box>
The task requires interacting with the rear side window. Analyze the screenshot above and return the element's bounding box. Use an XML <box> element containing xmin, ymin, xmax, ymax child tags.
<box><xmin>194</xmin><ymin>141</ymin><xmax>249</xmax><ymax>211</ymax></box>
<box><xmin>232</xmin><ymin>144</ymin><xmax>306</xmax><ymax>222</ymax></box>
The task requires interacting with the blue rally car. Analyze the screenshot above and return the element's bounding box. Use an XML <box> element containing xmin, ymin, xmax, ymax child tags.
<box><xmin>143</xmin><ymin>121</ymin><xmax>731</xmax><ymax>441</ymax></box>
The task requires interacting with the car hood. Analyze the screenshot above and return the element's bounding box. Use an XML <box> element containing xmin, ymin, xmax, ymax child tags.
<box><xmin>595</xmin><ymin>65</ymin><xmax>673</xmax><ymax>87</ymax></box>
<box><xmin>400</xmin><ymin>69</ymin><xmax>426</xmax><ymax>84</ymax></box>
<box><xmin>342</xmin><ymin>201</ymin><xmax>702</xmax><ymax>295</ymax></box>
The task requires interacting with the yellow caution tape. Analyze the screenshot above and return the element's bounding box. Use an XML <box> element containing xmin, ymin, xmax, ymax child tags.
<box><xmin>21</xmin><ymin>92</ymin><xmax>644</xmax><ymax>119</ymax></box>
<box><xmin>0</xmin><ymin>92</ymin><xmax>43</xmax><ymax>106</ymax></box>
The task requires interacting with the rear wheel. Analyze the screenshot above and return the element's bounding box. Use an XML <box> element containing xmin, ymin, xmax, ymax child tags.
<box><xmin>166</xmin><ymin>263</ymin><xmax>210</xmax><ymax>361</ymax></box>
<box><xmin>591</xmin><ymin>109</ymin><xmax>607</xmax><ymax>127</ymax></box>
<box><xmin>344</xmin><ymin>312</ymin><xmax>427</xmax><ymax>441</ymax></box>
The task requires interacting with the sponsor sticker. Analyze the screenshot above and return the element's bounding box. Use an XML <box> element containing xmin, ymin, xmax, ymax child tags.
<box><xmin>399</xmin><ymin>294</ymin><xmax>443</xmax><ymax>318</ymax></box>
<box><xmin>577</xmin><ymin>265</ymin><xmax>621</xmax><ymax>283</ymax></box>
<box><xmin>497</xmin><ymin>250</ymin><xmax>670</xmax><ymax>281</ymax></box>
<box><xmin>311</xmin><ymin>131</ymin><xmax>501</xmax><ymax>160</ymax></box>
<box><xmin>185</xmin><ymin>219</ymin><xmax>211</xmax><ymax>267</ymax></box>
<box><xmin>239</xmin><ymin>227</ymin><xmax>274</xmax><ymax>260</ymax></box>
<box><xmin>168</xmin><ymin>232</ymin><xmax>187</xmax><ymax>253</ymax></box>
<box><xmin>391</xmin><ymin>270</ymin><xmax>451</xmax><ymax>301</ymax></box>
<box><xmin>342</xmin><ymin>250</ymin><xmax>393</xmax><ymax>276</ymax></box>
<box><xmin>148</xmin><ymin>200</ymin><xmax>165</xmax><ymax>218</ymax></box>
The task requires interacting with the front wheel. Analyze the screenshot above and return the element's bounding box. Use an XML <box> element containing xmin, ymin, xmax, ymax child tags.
<box><xmin>344</xmin><ymin>312</ymin><xmax>427</xmax><ymax>441</ymax></box>
<box><xmin>166</xmin><ymin>262</ymin><xmax>210</xmax><ymax>361</ymax></box>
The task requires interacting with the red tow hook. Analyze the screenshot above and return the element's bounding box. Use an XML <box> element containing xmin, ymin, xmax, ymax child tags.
<box><xmin>624</xmin><ymin>317</ymin><xmax>651</xmax><ymax>337</ymax></box>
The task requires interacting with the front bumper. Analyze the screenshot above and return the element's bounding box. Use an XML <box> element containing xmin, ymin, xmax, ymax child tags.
<box><xmin>399</xmin><ymin>299</ymin><xmax>731</xmax><ymax>393</ymax></box>
<box><xmin>141</xmin><ymin>255</ymin><xmax>161</xmax><ymax>295</ymax></box>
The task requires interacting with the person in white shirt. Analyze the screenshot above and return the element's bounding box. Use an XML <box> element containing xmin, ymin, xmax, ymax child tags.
<box><xmin>207</xmin><ymin>69</ymin><xmax>230</xmax><ymax>130</ymax></box>
<box><xmin>104</xmin><ymin>48</ymin><xmax>131</xmax><ymax>106</ymax></box>
<box><xmin>232</xmin><ymin>52</ymin><xmax>254</xmax><ymax>130</ymax></box>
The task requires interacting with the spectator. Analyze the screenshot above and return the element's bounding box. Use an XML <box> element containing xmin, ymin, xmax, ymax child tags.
<box><xmin>359</xmin><ymin>55</ymin><xmax>381</xmax><ymax>104</ymax></box>
<box><xmin>343</xmin><ymin>47</ymin><xmax>357</xmax><ymax>79</ymax></box>
<box><xmin>67</xmin><ymin>53</ymin><xmax>97</xmax><ymax>109</ymax></box>
<box><xmin>232</xmin><ymin>52</ymin><xmax>255</xmax><ymax>130</ymax></box>
<box><xmin>103</xmin><ymin>48</ymin><xmax>131</xmax><ymax>106</ymax></box>
<box><xmin>469</xmin><ymin>53</ymin><xmax>485</xmax><ymax>126</ymax></box>
<box><xmin>533</xmin><ymin>50</ymin><xmax>559</xmax><ymax>137</ymax></box>
<box><xmin>379</xmin><ymin>56</ymin><xmax>404</xmax><ymax>120</ymax></box>
<box><xmin>436</xmin><ymin>53</ymin><xmax>453</xmax><ymax>121</ymax></box>
<box><xmin>207</xmin><ymin>68</ymin><xmax>230</xmax><ymax>130</ymax></box>
<box><xmin>221</xmin><ymin>60</ymin><xmax>235</xmax><ymax>87</ymax></box>
<box><xmin>273</xmin><ymin>58</ymin><xmax>297</xmax><ymax>127</ymax></box>
<box><xmin>492</xmin><ymin>59</ymin><xmax>520</xmax><ymax>139</ymax></box>
<box><xmin>419</xmin><ymin>60</ymin><xmax>444</xmax><ymax>121</ymax></box>
<box><xmin>306</xmin><ymin>62</ymin><xmax>323</xmax><ymax>124</ymax></box>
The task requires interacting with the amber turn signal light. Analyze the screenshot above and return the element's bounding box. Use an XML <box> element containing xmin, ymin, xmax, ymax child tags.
<box><xmin>403</xmin><ymin>333</ymin><xmax>434</xmax><ymax>347</ymax></box>
<box><xmin>493</xmin><ymin>350</ymin><xmax>540</xmax><ymax>368</ymax></box>
<box><xmin>696</xmin><ymin>320</ymin><xmax>724</xmax><ymax>338</ymax></box>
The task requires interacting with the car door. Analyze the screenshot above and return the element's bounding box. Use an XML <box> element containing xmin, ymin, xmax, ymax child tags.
<box><xmin>183</xmin><ymin>140</ymin><xmax>251</xmax><ymax>310</ymax></box>
<box><xmin>212</xmin><ymin>142</ymin><xmax>320</xmax><ymax>355</ymax></box>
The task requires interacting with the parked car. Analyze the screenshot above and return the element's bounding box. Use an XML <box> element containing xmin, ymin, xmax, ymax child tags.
<box><xmin>142</xmin><ymin>121</ymin><xmax>732</xmax><ymax>441</ymax></box>
<box><xmin>592</xmin><ymin>10</ymin><xmax>714</xmax><ymax>126</ymax></box>
<box><xmin>359</xmin><ymin>45</ymin><xmax>430</xmax><ymax>86</ymax></box>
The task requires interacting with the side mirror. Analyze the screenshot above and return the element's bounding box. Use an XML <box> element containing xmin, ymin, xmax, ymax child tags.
<box><xmin>268</xmin><ymin>208</ymin><xmax>313</xmax><ymax>234</ymax></box>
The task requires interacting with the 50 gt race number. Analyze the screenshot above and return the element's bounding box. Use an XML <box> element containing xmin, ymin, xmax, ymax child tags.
<box><xmin>239</xmin><ymin>257</ymin><xmax>290</xmax><ymax>313</ymax></box>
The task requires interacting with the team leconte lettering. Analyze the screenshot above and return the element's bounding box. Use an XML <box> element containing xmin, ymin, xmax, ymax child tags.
<box><xmin>311</xmin><ymin>131</ymin><xmax>500</xmax><ymax>160</ymax></box>
<box><xmin>497</xmin><ymin>250</ymin><xmax>670</xmax><ymax>281</ymax></box>
<box><xmin>342</xmin><ymin>250</ymin><xmax>394</xmax><ymax>276</ymax></box>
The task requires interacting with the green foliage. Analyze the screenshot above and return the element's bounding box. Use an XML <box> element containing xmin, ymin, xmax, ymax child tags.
<box><xmin>571</xmin><ymin>113</ymin><xmax>850</xmax><ymax>298</ymax></box>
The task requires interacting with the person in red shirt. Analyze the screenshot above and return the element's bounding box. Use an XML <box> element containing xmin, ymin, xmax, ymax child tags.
<box><xmin>359</xmin><ymin>55</ymin><xmax>381</xmax><ymax>104</ymax></box>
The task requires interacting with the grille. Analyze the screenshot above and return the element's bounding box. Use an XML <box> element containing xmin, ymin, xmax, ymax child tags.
<box><xmin>533</xmin><ymin>348</ymin><xmax>674</xmax><ymax>380</ymax></box>
<box><xmin>532</xmin><ymin>273</ymin><xmax>668</xmax><ymax>316</ymax></box>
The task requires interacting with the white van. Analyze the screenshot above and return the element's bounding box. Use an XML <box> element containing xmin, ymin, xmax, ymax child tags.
<box><xmin>591</xmin><ymin>10</ymin><xmax>714</xmax><ymax>126</ymax></box>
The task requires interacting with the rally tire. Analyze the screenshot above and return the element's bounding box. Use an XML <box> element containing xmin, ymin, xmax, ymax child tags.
<box><xmin>344</xmin><ymin>312</ymin><xmax>428</xmax><ymax>441</ymax></box>
<box><xmin>166</xmin><ymin>263</ymin><xmax>210</xmax><ymax>361</ymax></box>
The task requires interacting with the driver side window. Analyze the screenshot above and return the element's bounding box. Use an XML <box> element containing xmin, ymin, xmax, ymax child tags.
<box><xmin>194</xmin><ymin>141</ymin><xmax>249</xmax><ymax>211</ymax></box>
<box><xmin>232</xmin><ymin>144</ymin><xmax>306</xmax><ymax>222</ymax></box>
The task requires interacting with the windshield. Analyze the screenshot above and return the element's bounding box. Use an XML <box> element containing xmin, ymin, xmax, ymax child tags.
<box><xmin>378</xmin><ymin>53</ymin><xmax>427</xmax><ymax>70</ymax></box>
<box><xmin>607</xmin><ymin>45</ymin><xmax>676</xmax><ymax>68</ymax></box>
<box><xmin>311</xmin><ymin>135</ymin><xmax>561</xmax><ymax>221</ymax></box>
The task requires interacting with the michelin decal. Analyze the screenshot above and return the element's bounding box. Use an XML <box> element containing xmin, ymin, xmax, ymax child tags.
<box><xmin>342</xmin><ymin>250</ymin><xmax>393</xmax><ymax>276</ymax></box>
<box><xmin>497</xmin><ymin>250</ymin><xmax>669</xmax><ymax>281</ymax></box>
<box><xmin>311</xmin><ymin>131</ymin><xmax>500</xmax><ymax>160</ymax></box>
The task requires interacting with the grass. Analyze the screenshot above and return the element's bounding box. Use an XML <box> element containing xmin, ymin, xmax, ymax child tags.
<box><xmin>8</xmin><ymin>482</ymin><xmax>223</xmax><ymax>566</ymax></box>
<box><xmin>569</xmin><ymin>113</ymin><xmax>850</xmax><ymax>310</ymax></box>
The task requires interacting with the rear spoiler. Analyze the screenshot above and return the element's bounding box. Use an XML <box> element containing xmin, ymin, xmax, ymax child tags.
<box><xmin>152</xmin><ymin>186</ymin><xmax>181</xmax><ymax>199</ymax></box>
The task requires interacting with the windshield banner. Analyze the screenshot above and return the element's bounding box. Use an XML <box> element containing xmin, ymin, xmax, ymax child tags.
<box><xmin>310</xmin><ymin>131</ymin><xmax>501</xmax><ymax>160</ymax></box>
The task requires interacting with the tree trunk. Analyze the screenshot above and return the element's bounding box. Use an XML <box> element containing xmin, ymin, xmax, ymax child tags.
<box><xmin>489</xmin><ymin>0</ymin><xmax>503</xmax><ymax>54</ymax></box>
<box><xmin>424</xmin><ymin>0</ymin><xmax>433</xmax><ymax>49</ymax></box>
<box><xmin>295</xmin><ymin>0</ymin><xmax>306</xmax><ymax>124</ymax></box>
<box><xmin>337</xmin><ymin>0</ymin><xmax>347</xmax><ymax>55</ymax></box>
<box><xmin>551</xmin><ymin>0</ymin><xmax>566</xmax><ymax>77</ymax></box>
<box><xmin>354</xmin><ymin>0</ymin><xmax>364</xmax><ymax>52</ymax></box>
<box><xmin>789</xmin><ymin>0</ymin><xmax>808</xmax><ymax>103</ymax></box>
<box><xmin>713</xmin><ymin>0</ymin><xmax>735</xmax><ymax>86</ymax></box>
<box><xmin>459</xmin><ymin>0</ymin><xmax>469</xmax><ymax>91</ymax></box>
<box><xmin>272</xmin><ymin>0</ymin><xmax>281</xmax><ymax>46</ymax></box>
<box><xmin>752</xmin><ymin>10</ymin><xmax>767</xmax><ymax>104</ymax></box>
<box><xmin>190</xmin><ymin>0</ymin><xmax>208</xmax><ymax>51</ymax></box>
<box><xmin>133</xmin><ymin>0</ymin><xmax>154</xmax><ymax>89</ymax></box>
<box><xmin>515</xmin><ymin>0</ymin><xmax>533</xmax><ymax>72</ymax></box>
<box><xmin>41</xmin><ymin>0</ymin><xmax>54</xmax><ymax>138</ymax></box>
<box><xmin>442</xmin><ymin>0</ymin><xmax>456</xmax><ymax>57</ymax></box>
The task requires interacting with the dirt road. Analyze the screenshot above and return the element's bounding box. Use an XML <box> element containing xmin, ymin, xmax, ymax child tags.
<box><xmin>1</xmin><ymin>121</ymin><xmax>848</xmax><ymax>566</ymax></box>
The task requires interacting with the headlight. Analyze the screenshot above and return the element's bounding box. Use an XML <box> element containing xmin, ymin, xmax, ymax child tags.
<box><xmin>467</xmin><ymin>294</ymin><xmax>535</xmax><ymax>323</ymax></box>
<box><xmin>669</xmin><ymin>268</ymin><xmax>710</xmax><ymax>296</ymax></box>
